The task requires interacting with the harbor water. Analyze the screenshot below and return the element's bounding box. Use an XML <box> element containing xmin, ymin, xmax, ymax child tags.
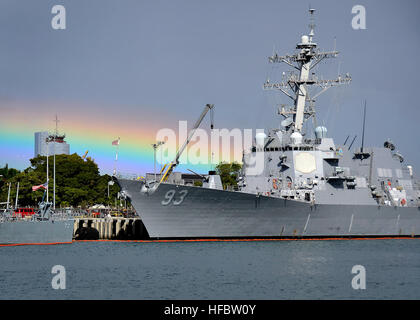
<box><xmin>0</xmin><ymin>239</ymin><xmax>419</xmax><ymax>299</ymax></box>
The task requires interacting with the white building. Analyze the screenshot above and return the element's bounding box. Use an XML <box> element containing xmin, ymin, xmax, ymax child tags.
<box><xmin>34</xmin><ymin>131</ymin><xmax>70</xmax><ymax>157</ymax></box>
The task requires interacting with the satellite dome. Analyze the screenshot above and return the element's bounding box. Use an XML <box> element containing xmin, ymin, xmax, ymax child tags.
<box><xmin>290</xmin><ymin>132</ymin><xmax>303</xmax><ymax>145</ymax></box>
<box><xmin>256</xmin><ymin>132</ymin><xmax>267</xmax><ymax>147</ymax></box>
<box><xmin>301</xmin><ymin>35</ymin><xmax>309</xmax><ymax>44</ymax></box>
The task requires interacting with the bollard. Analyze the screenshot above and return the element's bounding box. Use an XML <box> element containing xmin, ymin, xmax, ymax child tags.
<box><xmin>116</xmin><ymin>219</ymin><xmax>121</xmax><ymax>238</ymax></box>
<box><xmin>106</xmin><ymin>220</ymin><xmax>110</xmax><ymax>239</ymax></box>
<box><xmin>73</xmin><ymin>219</ymin><xmax>78</xmax><ymax>237</ymax></box>
<box><xmin>99</xmin><ymin>220</ymin><xmax>103</xmax><ymax>239</ymax></box>
<box><xmin>102</xmin><ymin>219</ymin><xmax>106</xmax><ymax>239</ymax></box>
<box><xmin>108</xmin><ymin>220</ymin><xmax>112</xmax><ymax>239</ymax></box>
<box><xmin>103</xmin><ymin>219</ymin><xmax>106</xmax><ymax>239</ymax></box>
<box><xmin>128</xmin><ymin>220</ymin><xmax>133</xmax><ymax>238</ymax></box>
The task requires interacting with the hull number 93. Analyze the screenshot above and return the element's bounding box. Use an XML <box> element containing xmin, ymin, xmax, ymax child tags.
<box><xmin>161</xmin><ymin>190</ymin><xmax>188</xmax><ymax>206</ymax></box>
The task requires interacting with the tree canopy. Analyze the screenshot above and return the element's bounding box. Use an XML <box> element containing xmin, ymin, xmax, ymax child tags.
<box><xmin>0</xmin><ymin>164</ymin><xmax>20</xmax><ymax>190</ymax></box>
<box><xmin>0</xmin><ymin>154</ymin><xmax>120</xmax><ymax>208</ymax></box>
<box><xmin>215</xmin><ymin>162</ymin><xmax>242</xmax><ymax>189</ymax></box>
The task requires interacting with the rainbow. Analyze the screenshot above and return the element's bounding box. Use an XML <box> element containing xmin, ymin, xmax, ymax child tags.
<box><xmin>0</xmin><ymin>99</ymin><xmax>216</xmax><ymax>175</ymax></box>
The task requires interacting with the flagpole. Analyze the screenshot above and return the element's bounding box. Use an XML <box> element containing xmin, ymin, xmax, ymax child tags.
<box><xmin>46</xmin><ymin>139</ymin><xmax>49</xmax><ymax>203</ymax></box>
<box><xmin>53</xmin><ymin>141</ymin><xmax>56</xmax><ymax>210</ymax></box>
<box><xmin>113</xmin><ymin>137</ymin><xmax>120</xmax><ymax>176</ymax></box>
<box><xmin>53</xmin><ymin>114</ymin><xmax>59</xmax><ymax>211</ymax></box>
<box><xmin>113</xmin><ymin>144</ymin><xmax>118</xmax><ymax>176</ymax></box>
<box><xmin>6</xmin><ymin>182</ymin><xmax>11</xmax><ymax>211</ymax></box>
<box><xmin>15</xmin><ymin>182</ymin><xmax>19</xmax><ymax>209</ymax></box>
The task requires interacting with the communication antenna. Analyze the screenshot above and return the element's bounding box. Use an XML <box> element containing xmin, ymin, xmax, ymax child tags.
<box><xmin>348</xmin><ymin>135</ymin><xmax>357</xmax><ymax>150</ymax></box>
<box><xmin>361</xmin><ymin>100</ymin><xmax>367</xmax><ymax>153</ymax></box>
<box><xmin>343</xmin><ymin>135</ymin><xmax>350</xmax><ymax>146</ymax></box>
<box><xmin>210</xmin><ymin>106</ymin><xmax>214</xmax><ymax>130</ymax></box>
<box><xmin>308</xmin><ymin>6</ymin><xmax>315</xmax><ymax>42</ymax></box>
<box><xmin>54</xmin><ymin>114</ymin><xmax>59</xmax><ymax>136</ymax></box>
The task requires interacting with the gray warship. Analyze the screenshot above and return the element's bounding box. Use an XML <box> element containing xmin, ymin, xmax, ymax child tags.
<box><xmin>116</xmin><ymin>9</ymin><xmax>420</xmax><ymax>239</ymax></box>
<box><xmin>0</xmin><ymin>189</ymin><xmax>73</xmax><ymax>245</ymax></box>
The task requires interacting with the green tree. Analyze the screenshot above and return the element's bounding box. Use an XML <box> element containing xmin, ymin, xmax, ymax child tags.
<box><xmin>0</xmin><ymin>164</ymin><xmax>20</xmax><ymax>190</ymax></box>
<box><xmin>194</xmin><ymin>180</ymin><xmax>203</xmax><ymax>187</ymax></box>
<box><xmin>0</xmin><ymin>154</ymin><xmax>120</xmax><ymax>208</ymax></box>
<box><xmin>215</xmin><ymin>162</ymin><xmax>242</xmax><ymax>189</ymax></box>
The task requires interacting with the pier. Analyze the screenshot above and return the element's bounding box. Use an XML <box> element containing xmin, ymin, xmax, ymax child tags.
<box><xmin>73</xmin><ymin>217</ymin><xmax>149</xmax><ymax>240</ymax></box>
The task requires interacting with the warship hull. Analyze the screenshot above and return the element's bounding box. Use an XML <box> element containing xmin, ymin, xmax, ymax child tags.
<box><xmin>0</xmin><ymin>219</ymin><xmax>74</xmax><ymax>245</ymax></box>
<box><xmin>118</xmin><ymin>179</ymin><xmax>420</xmax><ymax>239</ymax></box>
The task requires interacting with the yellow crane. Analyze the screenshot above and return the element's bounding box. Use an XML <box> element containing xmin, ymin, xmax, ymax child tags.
<box><xmin>82</xmin><ymin>150</ymin><xmax>89</xmax><ymax>160</ymax></box>
<box><xmin>160</xmin><ymin>104</ymin><xmax>214</xmax><ymax>183</ymax></box>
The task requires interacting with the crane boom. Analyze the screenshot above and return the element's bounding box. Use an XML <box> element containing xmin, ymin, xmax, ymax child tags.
<box><xmin>160</xmin><ymin>104</ymin><xmax>214</xmax><ymax>183</ymax></box>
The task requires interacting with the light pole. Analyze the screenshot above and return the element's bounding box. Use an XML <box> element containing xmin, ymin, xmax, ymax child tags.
<box><xmin>151</xmin><ymin>141</ymin><xmax>164</xmax><ymax>181</ymax></box>
<box><xmin>108</xmin><ymin>180</ymin><xmax>114</xmax><ymax>198</ymax></box>
<box><xmin>152</xmin><ymin>143</ymin><xmax>157</xmax><ymax>181</ymax></box>
<box><xmin>159</xmin><ymin>140</ymin><xmax>166</xmax><ymax>173</ymax></box>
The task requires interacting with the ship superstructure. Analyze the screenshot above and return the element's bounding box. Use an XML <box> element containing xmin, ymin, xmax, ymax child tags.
<box><xmin>239</xmin><ymin>9</ymin><xmax>417</xmax><ymax>208</ymax></box>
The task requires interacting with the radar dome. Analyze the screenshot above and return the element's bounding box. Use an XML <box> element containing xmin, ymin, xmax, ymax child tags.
<box><xmin>301</xmin><ymin>35</ymin><xmax>309</xmax><ymax>44</ymax></box>
<box><xmin>256</xmin><ymin>132</ymin><xmax>267</xmax><ymax>147</ymax></box>
<box><xmin>290</xmin><ymin>132</ymin><xmax>303</xmax><ymax>145</ymax></box>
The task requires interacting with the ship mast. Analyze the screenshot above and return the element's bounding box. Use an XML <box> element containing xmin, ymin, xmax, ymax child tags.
<box><xmin>46</xmin><ymin>114</ymin><xmax>62</xmax><ymax>209</ymax></box>
<box><xmin>264</xmin><ymin>8</ymin><xmax>351</xmax><ymax>134</ymax></box>
<box><xmin>53</xmin><ymin>114</ymin><xmax>59</xmax><ymax>210</ymax></box>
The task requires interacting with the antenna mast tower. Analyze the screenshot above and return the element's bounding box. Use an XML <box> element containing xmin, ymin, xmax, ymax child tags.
<box><xmin>264</xmin><ymin>8</ymin><xmax>351</xmax><ymax>133</ymax></box>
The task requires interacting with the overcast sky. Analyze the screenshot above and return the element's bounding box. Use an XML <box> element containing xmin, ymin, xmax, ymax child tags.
<box><xmin>1</xmin><ymin>0</ymin><xmax>419</xmax><ymax>173</ymax></box>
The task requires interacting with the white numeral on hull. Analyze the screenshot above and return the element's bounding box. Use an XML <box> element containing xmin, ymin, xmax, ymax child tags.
<box><xmin>161</xmin><ymin>190</ymin><xmax>188</xmax><ymax>206</ymax></box>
